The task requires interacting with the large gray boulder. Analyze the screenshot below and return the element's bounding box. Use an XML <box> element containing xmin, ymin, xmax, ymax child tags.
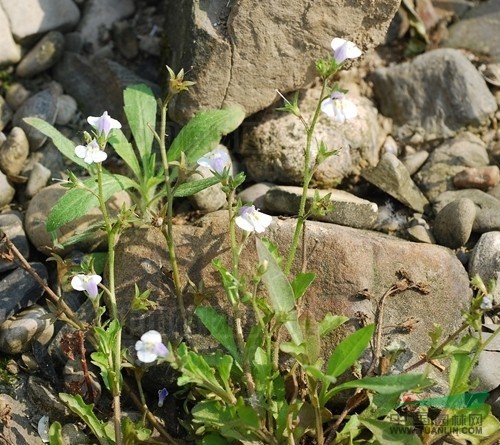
<box><xmin>164</xmin><ymin>0</ymin><xmax>400</xmax><ymax>123</ymax></box>
<box><xmin>371</xmin><ymin>48</ymin><xmax>497</xmax><ymax>141</ymax></box>
<box><xmin>114</xmin><ymin>211</ymin><xmax>471</xmax><ymax>388</ymax></box>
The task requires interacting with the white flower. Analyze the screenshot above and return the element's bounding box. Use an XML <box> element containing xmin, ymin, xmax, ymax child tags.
<box><xmin>235</xmin><ymin>205</ymin><xmax>273</xmax><ymax>233</ymax></box>
<box><xmin>321</xmin><ymin>91</ymin><xmax>358</xmax><ymax>122</ymax></box>
<box><xmin>135</xmin><ymin>330</ymin><xmax>169</xmax><ymax>363</ymax></box>
<box><xmin>71</xmin><ymin>274</ymin><xmax>102</xmax><ymax>299</ymax></box>
<box><xmin>480</xmin><ymin>295</ymin><xmax>493</xmax><ymax>310</ymax></box>
<box><xmin>75</xmin><ymin>139</ymin><xmax>108</xmax><ymax>164</ymax></box>
<box><xmin>331</xmin><ymin>38</ymin><xmax>362</xmax><ymax>64</ymax></box>
<box><xmin>197</xmin><ymin>147</ymin><xmax>231</xmax><ymax>174</ymax></box>
<box><xmin>87</xmin><ymin>111</ymin><xmax>122</xmax><ymax>138</ymax></box>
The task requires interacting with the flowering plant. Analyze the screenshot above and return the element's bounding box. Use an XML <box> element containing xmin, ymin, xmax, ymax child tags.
<box><xmin>19</xmin><ymin>35</ymin><xmax>499</xmax><ymax>445</ymax></box>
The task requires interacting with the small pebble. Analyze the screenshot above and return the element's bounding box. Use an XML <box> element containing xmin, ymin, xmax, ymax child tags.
<box><xmin>0</xmin><ymin>212</ymin><xmax>29</xmax><ymax>273</ymax></box>
<box><xmin>453</xmin><ymin>166</ymin><xmax>500</xmax><ymax>190</ymax></box>
<box><xmin>55</xmin><ymin>94</ymin><xmax>78</xmax><ymax>125</ymax></box>
<box><xmin>0</xmin><ymin>126</ymin><xmax>30</xmax><ymax>176</ymax></box>
<box><xmin>0</xmin><ymin>170</ymin><xmax>15</xmax><ymax>207</ymax></box>
<box><xmin>5</xmin><ymin>83</ymin><xmax>32</xmax><ymax>110</ymax></box>
<box><xmin>402</xmin><ymin>150</ymin><xmax>429</xmax><ymax>176</ymax></box>
<box><xmin>0</xmin><ymin>96</ymin><xmax>13</xmax><ymax>131</ymax></box>
<box><xmin>406</xmin><ymin>225</ymin><xmax>435</xmax><ymax>244</ymax></box>
<box><xmin>16</xmin><ymin>31</ymin><xmax>65</xmax><ymax>78</ymax></box>
<box><xmin>433</xmin><ymin>198</ymin><xmax>476</xmax><ymax>248</ymax></box>
<box><xmin>12</xmin><ymin>87</ymin><xmax>59</xmax><ymax>150</ymax></box>
<box><xmin>26</xmin><ymin>162</ymin><xmax>51</xmax><ymax>198</ymax></box>
<box><xmin>0</xmin><ymin>305</ymin><xmax>54</xmax><ymax>354</ymax></box>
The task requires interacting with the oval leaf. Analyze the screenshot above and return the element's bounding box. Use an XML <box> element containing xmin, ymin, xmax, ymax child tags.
<box><xmin>47</xmin><ymin>174</ymin><xmax>136</xmax><ymax>232</ymax></box>
<box><xmin>167</xmin><ymin>106</ymin><xmax>245</xmax><ymax>163</ymax></box>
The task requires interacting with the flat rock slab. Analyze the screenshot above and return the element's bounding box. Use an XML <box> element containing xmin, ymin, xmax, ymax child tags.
<box><xmin>264</xmin><ymin>185</ymin><xmax>378</xmax><ymax>229</ymax></box>
<box><xmin>164</xmin><ymin>0</ymin><xmax>400</xmax><ymax>122</ymax></box>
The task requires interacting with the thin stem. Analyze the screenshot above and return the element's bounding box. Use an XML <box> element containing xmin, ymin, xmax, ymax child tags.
<box><xmin>307</xmin><ymin>376</ymin><xmax>324</xmax><ymax>445</ymax></box>
<box><xmin>284</xmin><ymin>80</ymin><xmax>328</xmax><ymax>275</ymax></box>
<box><xmin>157</xmin><ymin>95</ymin><xmax>191</xmax><ymax>341</ymax></box>
<box><xmin>96</xmin><ymin>162</ymin><xmax>122</xmax><ymax>445</ymax></box>
<box><xmin>227</xmin><ymin>188</ymin><xmax>256</xmax><ymax>397</ymax></box>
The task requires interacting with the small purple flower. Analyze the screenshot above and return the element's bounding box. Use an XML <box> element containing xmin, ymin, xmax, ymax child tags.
<box><xmin>87</xmin><ymin>111</ymin><xmax>122</xmax><ymax>138</ymax></box>
<box><xmin>135</xmin><ymin>330</ymin><xmax>169</xmax><ymax>363</ymax></box>
<box><xmin>158</xmin><ymin>388</ymin><xmax>169</xmax><ymax>407</ymax></box>
<box><xmin>235</xmin><ymin>205</ymin><xmax>273</xmax><ymax>233</ymax></box>
<box><xmin>197</xmin><ymin>147</ymin><xmax>231</xmax><ymax>174</ymax></box>
<box><xmin>331</xmin><ymin>38</ymin><xmax>362</xmax><ymax>64</ymax></box>
<box><xmin>71</xmin><ymin>274</ymin><xmax>102</xmax><ymax>299</ymax></box>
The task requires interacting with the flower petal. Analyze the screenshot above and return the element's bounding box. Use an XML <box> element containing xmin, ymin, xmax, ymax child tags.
<box><xmin>71</xmin><ymin>275</ymin><xmax>86</xmax><ymax>291</ymax></box>
<box><xmin>75</xmin><ymin>145</ymin><xmax>87</xmax><ymax>159</ymax></box>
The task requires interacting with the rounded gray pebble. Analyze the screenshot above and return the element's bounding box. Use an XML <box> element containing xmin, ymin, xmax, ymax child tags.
<box><xmin>5</xmin><ymin>83</ymin><xmax>32</xmax><ymax>110</ymax></box>
<box><xmin>55</xmin><ymin>94</ymin><xmax>78</xmax><ymax>125</ymax></box>
<box><xmin>26</xmin><ymin>162</ymin><xmax>51</xmax><ymax>198</ymax></box>
<box><xmin>432</xmin><ymin>198</ymin><xmax>476</xmax><ymax>248</ymax></box>
<box><xmin>16</xmin><ymin>31</ymin><xmax>65</xmax><ymax>78</ymax></box>
<box><xmin>0</xmin><ymin>126</ymin><xmax>30</xmax><ymax>176</ymax></box>
<box><xmin>0</xmin><ymin>170</ymin><xmax>15</xmax><ymax>207</ymax></box>
<box><xmin>0</xmin><ymin>305</ymin><xmax>54</xmax><ymax>354</ymax></box>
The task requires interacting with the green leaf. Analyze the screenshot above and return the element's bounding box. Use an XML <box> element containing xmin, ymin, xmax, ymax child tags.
<box><xmin>167</xmin><ymin>106</ymin><xmax>245</xmax><ymax>163</ymax></box>
<box><xmin>46</xmin><ymin>173</ymin><xmax>136</xmax><ymax>232</ymax></box>
<box><xmin>448</xmin><ymin>353</ymin><xmax>472</xmax><ymax>395</ymax></box>
<box><xmin>108</xmin><ymin>129</ymin><xmax>141</xmax><ymax>179</ymax></box>
<box><xmin>24</xmin><ymin>117</ymin><xmax>88</xmax><ymax>169</ymax></box>
<box><xmin>291</xmin><ymin>272</ymin><xmax>315</xmax><ymax>300</ymax></box>
<box><xmin>195</xmin><ymin>306</ymin><xmax>240</xmax><ymax>364</ymax></box>
<box><xmin>319</xmin><ymin>313</ymin><xmax>349</xmax><ymax>337</ymax></box>
<box><xmin>256</xmin><ymin>237</ymin><xmax>303</xmax><ymax>345</ymax></box>
<box><xmin>326</xmin><ymin>324</ymin><xmax>374</xmax><ymax>378</ymax></box>
<box><xmin>59</xmin><ymin>393</ymin><xmax>112</xmax><ymax>445</ymax></box>
<box><xmin>359</xmin><ymin>418</ymin><xmax>422</xmax><ymax>444</ymax></box>
<box><xmin>123</xmin><ymin>84</ymin><xmax>157</xmax><ymax>161</ymax></box>
<box><xmin>216</xmin><ymin>355</ymin><xmax>233</xmax><ymax>384</ymax></box>
<box><xmin>202</xmin><ymin>433</ymin><xmax>228</xmax><ymax>445</ymax></box>
<box><xmin>48</xmin><ymin>421</ymin><xmax>64</xmax><ymax>445</ymax></box>
<box><xmin>326</xmin><ymin>373</ymin><xmax>431</xmax><ymax>400</ymax></box>
<box><xmin>174</xmin><ymin>176</ymin><xmax>221</xmax><ymax>197</ymax></box>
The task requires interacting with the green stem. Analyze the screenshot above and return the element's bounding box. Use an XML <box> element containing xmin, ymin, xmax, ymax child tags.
<box><xmin>284</xmin><ymin>80</ymin><xmax>328</xmax><ymax>275</ymax></box>
<box><xmin>307</xmin><ymin>376</ymin><xmax>324</xmax><ymax>445</ymax></box>
<box><xmin>157</xmin><ymin>95</ymin><xmax>191</xmax><ymax>340</ymax></box>
<box><xmin>96</xmin><ymin>163</ymin><xmax>122</xmax><ymax>445</ymax></box>
<box><xmin>227</xmin><ymin>188</ymin><xmax>256</xmax><ymax>397</ymax></box>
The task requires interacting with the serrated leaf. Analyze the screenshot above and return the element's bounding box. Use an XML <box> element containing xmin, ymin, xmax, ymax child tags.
<box><xmin>24</xmin><ymin>117</ymin><xmax>88</xmax><ymax>169</ymax></box>
<box><xmin>46</xmin><ymin>173</ymin><xmax>136</xmax><ymax>232</ymax></box>
<box><xmin>256</xmin><ymin>237</ymin><xmax>303</xmax><ymax>345</ymax></box>
<box><xmin>326</xmin><ymin>324</ymin><xmax>374</xmax><ymax>378</ymax></box>
<box><xmin>108</xmin><ymin>129</ymin><xmax>141</xmax><ymax>179</ymax></box>
<box><xmin>167</xmin><ymin>106</ymin><xmax>245</xmax><ymax>163</ymax></box>
<box><xmin>59</xmin><ymin>393</ymin><xmax>112</xmax><ymax>445</ymax></box>
<box><xmin>174</xmin><ymin>176</ymin><xmax>221</xmax><ymax>197</ymax></box>
<box><xmin>123</xmin><ymin>84</ymin><xmax>157</xmax><ymax>161</ymax></box>
<box><xmin>291</xmin><ymin>272</ymin><xmax>315</xmax><ymax>300</ymax></box>
<box><xmin>195</xmin><ymin>306</ymin><xmax>240</xmax><ymax>363</ymax></box>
